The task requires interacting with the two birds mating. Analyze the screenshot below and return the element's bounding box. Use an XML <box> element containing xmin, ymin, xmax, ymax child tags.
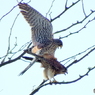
<box><xmin>18</xmin><ymin>3</ymin><xmax>67</xmax><ymax>82</ymax></box>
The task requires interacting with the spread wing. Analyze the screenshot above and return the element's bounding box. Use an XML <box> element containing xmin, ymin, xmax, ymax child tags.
<box><xmin>18</xmin><ymin>3</ymin><xmax>53</xmax><ymax>48</ymax></box>
<box><xmin>18</xmin><ymin>3</ymin><xmax>63</xmax><ymax>75</ymax></box>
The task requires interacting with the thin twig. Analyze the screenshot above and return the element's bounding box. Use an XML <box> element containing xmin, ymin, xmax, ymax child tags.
<box><xmin>0</xmin><ymin>5</ymin><xmax>18</xmax><ymax>21</ymax></box>
<box><xmin>50</xmin><ymin>0</ymin><xmax>81</xmax><ymax>22</ymax></box>
<box><xmin>59</xmin><ymin>16</ymin><xmax>95</xmax><ymax>39</ymax></box>
<box><xmin>46</xmin><ymin>0</ymin><xmax>55</xmax><ymax>18</ymax></box>
<box><xmin>54</xmin><ymin>10</ymin><xmax>95</xmax><ymax>34</ymax></box>
<box><xmin>30</xmin><ymin>66</ymin><xmax>95</xmax><ymax>95</ymax></box>
<box><xmin>81</xmin><ymin>0</ymin><xmax>86</xmax><ymax>17</ymax></box>
<box><xmin>66</xmin><ymin>47</ymin><xmax>95</xmax><ymax>68</ymax></box>
<box><xmin>1</xmin><ymin>13</ymin><xmax>20</xmax><ymax>63</ymax></box>
<box><xmin>60</xmin><ymin>45</ymin><xmax>95</xmax><ymax>63</ymax></box>
<box><xmin>0</xmin><ymin>41</ymin><xmax>31</xmax><ymax>67</ymax></box>
<box><xmin>65</xmin><ymin>0</ymin><xmax>68</xmax><ymax>9</ymax></box>
<box><xmin>0</xmin><ymin>50</ymin><xmax>27</xmax><ymax>67</ymax></box>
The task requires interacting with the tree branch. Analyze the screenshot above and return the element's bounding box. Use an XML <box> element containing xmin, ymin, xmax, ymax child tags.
<box><xmin>0</xmin><ymin>5</ymin><xmax>17</xmax><ymax>21</ymax></box>
<box><xmin>60</xmin><ymin>45</ymin><xmax>95</xmax><ymax>63</ymax></box>
<box><xmin>1</xmin><ymin>13</ymin><xmax>20</xmax><ymax>64</ymax></box>
<box><xmin>65</xmin><ymin>0</ymin><xmax>68</xmax><ymax>9</ymax></box>
<box><xmin>59</xmin><ymin>16</ymin><xmax>95</xmax><ymax>39</ymax></box>
<box><xmin>54</xmin><ymin>10</ymin><xmax>95</xmax><ymax>35</ymax></box>
<box><xmin>81</xmin><ymin>0</ymin><xmax>86</xmax><ymax>17</ymax></box>
<box><xmin>50</xmin><ymin>0</ymin><xmax>81</xmax><ymax>22</ymax></box>
<box><xmin>46</xmin><ymin>0</ymin><xmax>55</xmax><ymax>18</ymax></box>
<box><xmin>30</xmin><ymin>66</ymin><xmax>95</xmax><ymax>95</ymax></box>
<box><xmin>0</xmin><ymin>50</ymin><xmax>27</xmax><ymax>67</ymax></box>
<box><xmin>66</xmin><ymin>47</ymin><xmax>95</xmax><ymax>68</ymax></box>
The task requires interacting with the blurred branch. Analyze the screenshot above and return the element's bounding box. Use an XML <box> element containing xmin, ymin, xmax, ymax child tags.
<box><xmin>59</xmin><ymin>16</ymin><xmax>95</xmax><ymax>39</ymax></box>
<box><xmin>81</xmin><ymin>0</ymin><xmax>86</xmax><ymax>17</ymax></box>
<box><xmin>0</xmin><ymin>5</ymin><xmax>17</xmax><ymax>21</ymax></box>
<box><xmin>0</xmin><ymin>46</ymin><xmax>56</xmax><ymax>67</ymax></box>
<box><xmin>54</xmin><ymin>10</ymin><xmax>95</xmax><ymax>35</ymax></box>
<box><xmin>0</xmin><ymin>50</ymin><xmax>27</xmax><ymax>67</ymax></box>
<box><xmin>65</xmin><ymin>0</ymin><xmax>68</xmax><ymax>9</ymax></box>
<box><xmin>7</xmin><ymin>13</ymin><xmax>20</xmax><ymax>52</ymax></box>
<box><xmin>30</xmin><ymin>66</ymin><xmax>95</xmax><ymax>95</ymax></box>
<box><xmin>1</xmin><ymin>13</ymin><xmax>20</xmax><ymax>63</ymax></box>
<box><xmin>60</xmin><ymin>45</ymin><xmax>95</xmax><ymax>63</ymax></box>
<box><xmin>9</xmin><ymin>41</ymin><xmax>31</xmax><ymax>59</ymax></box>
<box><xmin>66</xmin><ymin>47</ymin><xmax>95</xmax><ymax>68</ymax></box>
<box><xmin>50</xmin><ymin>0</ymin><xmax>81</xmax><ymax>22</ymax></box>
<box><xmin>46</xmin><ymin>0</ymin><xmax>55</xmax><ymax>18</ymax></box>
<box><xmin>0</xmin><ymin>0</ymin><xmax>25</xmax><ymax>21</ymax></box>
<box><xmin>0</xmin><ymin>41</ymin><xmax>32</xmax><ymax>67</ymax></box>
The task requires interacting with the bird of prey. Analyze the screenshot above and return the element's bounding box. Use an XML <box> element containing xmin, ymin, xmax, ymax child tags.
<box><xmin>18</xmin><ymin>3</ymin><xmax>63</xmax><ymax>75</ymax></box>
<box><xmin>40</xmin><ymin>53</ymin><xmax>67</xmax><ymax>82</ymax></box>
<box><xmin>22</xmin><ymin>53</ymin><xmax>67</xmax><ymax>82</ymax></box>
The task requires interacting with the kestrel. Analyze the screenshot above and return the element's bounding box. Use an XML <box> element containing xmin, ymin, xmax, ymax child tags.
<box><xmin>18</xmin><ymin>3</ymin><xmax>63</xmax><ymax>75</ymax></box>
<box><xmin>40</xmin><ymin>53</ymin><xmax>67</xmax><ymax>82</ymax></box>
<box><xmin>22</xmin><ymin>54</ymin><xmax>67</xmax><ymax>82</ymax></box>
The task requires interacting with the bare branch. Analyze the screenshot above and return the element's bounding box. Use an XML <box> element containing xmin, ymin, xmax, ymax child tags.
<box><xmin>59</xmin><ymin>16</ymin><xmax>95</xmax><ymax>39</ymax></box>
<box><xmin>81</xmin><ymin>0</ymin><xmax>86</xmax><ymax>17</ymax></box>
<box><xmin>65</xmin><ymin>0</ymin><xmax>68</xmax><ymax>9</ymax></box>
<box><xmin>46</xmin><ymin>0</ymin><xmax>55</xmax><ymax>18</ymax></box>
<box><xmin>9</xmin><ymin>41</ymin><xmax>31</xmax><ymax>59</ymax></box>
<box><xmin>0</xmin><ymin>41</ymin><xmax>31</xmax><ymax>67</ymax></box>
<box><xmin>1</xmin><ymin>13</ymin><xmax>20</xmax><ymax>63</ymax></box>
<box><xmin>0</xmin><ymin>5</ymin><xmax>18</xmax><ymax>21</ymax></box>
<box><xmin>30</xmin><ymin>66</ymin><xmax>95</xmax><ymax>95</ymax></box>
<box><xmin>60</xmin><ymin>45</ymin><xmax>95</xmax><ymax>63</ymax></box>
<box><xmin>54</xmin><ymin>10</ymin><xmax>95</xmax><ymax>35</ymax></box>
<box><xmin>50</xmin><ymin>0</ymin><xmax>81</xmax><ymax>22</ymax></box>
<box><xmin>0</xmin><ymin>50</ymin><xmax>27</xmax><ymax>67</ymax></box>
<box><xmin>66</xmin><ymin>47</ymin><xmax>95</xmax><ymax>68</ymax></box>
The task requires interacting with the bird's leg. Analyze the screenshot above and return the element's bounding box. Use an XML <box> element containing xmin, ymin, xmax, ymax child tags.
<box><xmin>43</xmin><ymin>68</ymin><xmax>49</xmax><ymax>80</ymax></box>
<box><xmin>52</xmin><ymin>78</ymin><xmax>58</xmax><ymax>83</ymax></box>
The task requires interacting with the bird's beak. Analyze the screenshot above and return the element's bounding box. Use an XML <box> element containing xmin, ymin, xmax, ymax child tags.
<box><xmin>59</xmin><ymin>45</ymin><xmax>63</xmax><ymax>48</ymax></box>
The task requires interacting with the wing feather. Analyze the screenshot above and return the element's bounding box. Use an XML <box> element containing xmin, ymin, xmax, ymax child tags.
<box><xmin>18</xmin><ymin>3</ymin><xmax>53</xmax><ymax>46</ymax></box>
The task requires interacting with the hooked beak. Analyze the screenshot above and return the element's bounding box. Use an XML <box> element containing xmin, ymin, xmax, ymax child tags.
<box><xmin>59</xmin><ymin>45</ymin><xmax>63</xmax><ymax>49</ymax></box>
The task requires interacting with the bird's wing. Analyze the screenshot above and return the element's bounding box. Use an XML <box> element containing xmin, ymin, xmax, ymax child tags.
<box><xmin>18</xmin><ymin>3</ymin><xmax>53</xmax><ymax>48</ymax></box>
<box><xmin>18</xmin><ymin>3</ymin><xmax>63</xmax><ymax>75</ymax></box>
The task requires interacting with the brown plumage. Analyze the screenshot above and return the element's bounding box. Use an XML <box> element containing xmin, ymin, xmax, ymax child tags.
<box><xmin>22</xmin><ymin>54</ymin><xmax>67</xmax><ymax>81</ymax></box>
<box><xmin>40</xmin><ymin>53</ymin><xmax>67</xmax><ymax>81</ymax></box>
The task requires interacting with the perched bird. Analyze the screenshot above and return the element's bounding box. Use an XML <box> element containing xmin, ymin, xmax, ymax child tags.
<box><xmin>22</xmin><ymin>54</ymin><xmax>67</xmax><ymax>82</ymax></box>
<box><xmin>40</xmin><ymin>53</ymin><xmax>67</xmax><ymax>82</ymax></box>
<box><xmin>18</xmin><ymin>3</ymin><xmax>63</xmax><ymax>75</ymax></box>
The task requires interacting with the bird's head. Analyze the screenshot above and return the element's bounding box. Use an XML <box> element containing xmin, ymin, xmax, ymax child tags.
<box><xmin>53</xmin><ymin>39</ymin><xmax>63</xmax><ymax>48</ymax></box>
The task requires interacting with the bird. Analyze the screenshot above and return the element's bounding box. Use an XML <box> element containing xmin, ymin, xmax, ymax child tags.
<box><xmin>40</xmin><ymin>53</ymin><xmax>67</xmax><ymax>82</ymax></box>
<box><xmin>18</xmin><ymin>3</ymin><xmax>63</xmax><ymax>75</ymax></box>
<box><xmin>22</xmin><ymin>53</ymin><xmax>67</xmax><ymax>82</ymax></box>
